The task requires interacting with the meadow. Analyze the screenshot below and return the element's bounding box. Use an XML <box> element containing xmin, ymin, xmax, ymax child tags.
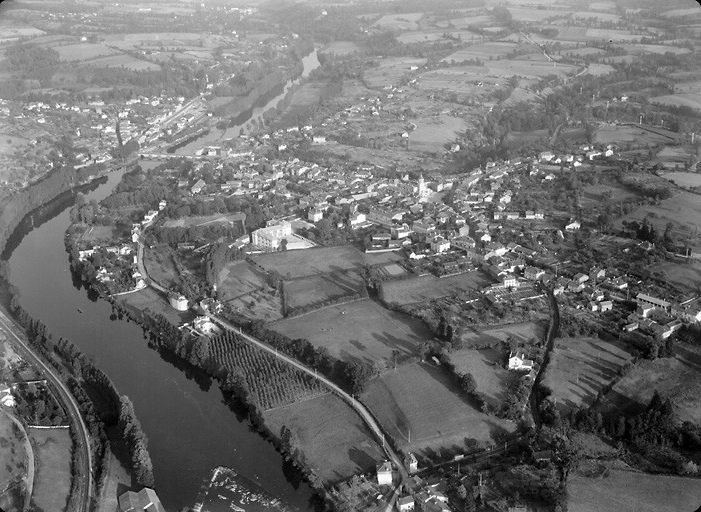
<box><xmin>283</xmin><ymin>271</ymin><xmax>364</xmax><ymax>312</ymax></box>
<box><xmin>250</xmin><ymin>246</ymin><xmax>365</xmax><ymax>279</ymax></box>
<box><xmin>380</xmin><ymin>270</ymin><xmax>492</xmax><ymax>306</ymax></box>
<box><xmin>447</xmin><ymin>347</ymin><xmax>510</xmax><ymax>407</ymax></box>
<box><xmin>30</xmin><ymin>428</ymin><xmax>72</xmax><ymax>512</ymax></box>
<box><xmin>458</xmin><ymin>321</ymin><xmax>545</xmax><ymax>349</ymax></box>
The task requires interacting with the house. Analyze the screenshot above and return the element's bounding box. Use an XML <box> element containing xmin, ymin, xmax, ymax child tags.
<box><xmin>508</xmin><ymin>352</ymin><xmax>534</xmax><ymax>371</ymax></box>
<box><xmin>406</xmin><ymin>452</ymin><xmax>419</xmax><ymax>473</ymax></box>
<box><xmin>377</xmin><ymin>461</ymin><xmax>393</xmax><ymax>486</ymax></box>
<box><xmin>397</xmin><ymin>495</ymin><xmax>415</xmax><ymax>512</ymax></box>
<box><xmin>624</xmin><ymin>322</ymin><xmax>639</xmax><ymax>332</ymax></box>
<box><xmin>636</xmin><ymin>293</ymin><xmax>671</xmax><ymax>313</ymax></box>
<box><xmin>573</xmin><ymin>273</ymin><xmax>589</xmax><ymax>284</ymax></box>
<box><xmin>391</xmin><ymin>223</ymin><xmax>412</xmax><ymax>239</ymax></box>
<box><xmin>565</xmin><ymin>219</ymin><xmax>581</xmax><ymax>231</ymax></box>
<box><xmin>118</xmin><ymin>488</ymin><xmax>166</xmax><ymax>512</ymax></box>
<box><xmin>193</xmin><ymin>316</ymin><xmax>219</xmax><ymax>336</ymax></box>
<box><xmin>600</xmin><ymin>300</ymin><xmax>613</xmax><ymax>312</ymax></box>
<box><xmin>589</xmin><ymin>267</ymin><xmax>606</xmax><ymax>282</ymax></box>
<box><xmin>350</xmin><ymin>211</ymin><xmax>367</xmax><ymax>227</ymax></box>
<box><xmin>431</xmin><ymin>235</ymin><xmax>451</xmax><ymax>254</ymax></box>
<box><xmin>251</xmin><ymin>222</ymin><xmax>292</xmax><ymax>250</ymax></box>
<box><xmin>308</xmin><ymin>208</ymin><xmax>324</xmax><ymax>222</ymax></box>
<box><xmin>589</xmin><ymin>301</ymin><xmax>599</xmax><ymax>312</ymax></box>
<box><xmin>190</xmin><ymin>179</ymin><xmax>206</xmax><ymax>194</ymax></box>
<box><xmin>501</xmin><ymin>274</ymin><xmax>518</xmax><ymax>288</ymax></box>
<box><xmin>450</xmin><ymin>235</ymin><xmax>476</xmax><ymax>252</ymax></box>
<box><xmin>524</xmin><ymin>266</ymin><xmax>545</xmax><ymax>280</ymax></box>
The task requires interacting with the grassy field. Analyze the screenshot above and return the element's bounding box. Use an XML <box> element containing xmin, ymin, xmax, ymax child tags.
<box><xmin>0</xmin><ymin>411</ymin><xmax>28</xmax><ymax>509</ymax></box>
<box><xmin>144</xmin><ymin>245</ymin><xmax>179</xmax><ymax>289</ymax></box>
<box><xmin>595</xmin><ymin>124</ymin><xmax>681</xmax><ymax>146</ymax></box>
<box><xmin>120</xmin><ymin>287</ymin><xmax>195</xmax><ymax>326</ymax></box>
<box><xmin>653</xmin><ymin>260</ymin><xmax>701</xmax><ymax>289</ymax></box>
<box><xmin>662</xmin><ymin>171</ymin><xmax>701</xmax><ymax>188</ymax></box>
<box><xmin>251</xmin><ymin>246</ymin><xmax>365</xmax><ymax>278</ymax></box>
<box><xmin>543</xmin><ymin>337</ymin><xmax>635</xmax><ymax>414</ymax></box>
<box><xmin>409</xmin><ymin>116</ymin><xmax>467</xmax><ymax>153</ymax></box>
<box><xmin>162</xmin><ymin>213</ymin><xmax>245</xmax><ymax>229</ymax></box>
<box><xmin>217</xmin><ymin>260</ymin><xmax>282</xmax><ymax>322</ymax></box>
<box><xmin>320</xmin><ymin>41</ymin><xmax>360</xmax><ymax>56</ymax></box>
<box><xmin>96</xmin><ymin>452</ymin><xmax>131</xmax><ymax>512</ymax></box>
<box><xmin>441</xmin><ymin>42</ymin><xmax>518</xmax><ymax>62</ymax></box>
<box><xmin>447</xmin><ymin>348</ymin><xmax>510</xmax><ymax>407</ymax></box>
<box><xmin>283</xmin><ymin>271</ymin><xmax>364</xmax><ymax>311</ymax></box>
<box><xmin>264</xmin><ymin>394</ymin><xmax>385</xmax><ymax>482</ymax></box>
<box><xmin>269</xmin><ymin>298</ymin><xmax>434</xmax><ymax>365</ymax></box>
<box><xmin>568</xmin><ymin>469</ymin><xmax>701</xmax><ymax>512</ymax></box>
<box><xmin>54</xmin><ymin>43</ymin><xmax>118</xmax><ymax>61</ymax></box>
<box><xmin>603</xmin><ymin>343</ymin><xmax>701</xmax><ymax>423</ymax></box>
<box><xmin>380</xmin><ymin>270</ymin><xmax>493</xmax><ymax>306</ymax></box>
<box><xmin>30</xmin><ymin>428</ymin><xmax>72</xmax><ymax>512</ymax></box>
<box><xmin>372</xmin><ymin>13</ymin><xmax>424</xmax><ymax>31</ymax></box>
<box><xmin>364</xmin><ymin>57</ymin><xmax>427</xmax><ymax>88</ymax></box>
<box><xmin>651</xmin><ymin>93</ymin><xmax>701</xmax><ymax>111</ymax></box>
<box><xmin>458</xmin><ymin>322</ymin><xmax>545</xmax><ymax>348</ymax></box>
<box><xmin>82</xmin><ymin>54</ymin><xmax>161</xmax><ymax>71</ymax></box>
<box><xmin>362</xmin><ymin>362</ymin><xmax>515</xmax><ymax>455</ymax></box>
<box><xmin>80</xmin><ymin>225</ymin><xmax>115</xmax><ymax>244</ymax></box>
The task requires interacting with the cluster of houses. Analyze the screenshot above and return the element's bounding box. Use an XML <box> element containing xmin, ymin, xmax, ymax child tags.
<box><xmin>625</xmin><ymin>293</ymin><xmax>701</xmax><ymax>339</ymax></box>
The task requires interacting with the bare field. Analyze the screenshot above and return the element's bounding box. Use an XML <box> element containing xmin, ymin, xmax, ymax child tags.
<box><xmin>380</xmin><ymin>270</ymin><xmax>493</xmax><ymax>306</ymax></box>
<box><xmin>448</xmin><ymin>348</ymin><xmax>510</xmax><ymax>406</ymax></box>
<box><xmin>362</xmin><ymin>362</ymin><xmax>516</xmax><ymax>455</ymax></box>
<box><xmin>459</xmin><ymin>322</ymin><xmax>545</xmax><ymax>348</ymax></box>
<box><xmin>264</xmin><ymin>394</ymin><xmax>385</xmax><ymax>482</ymax></box>
<box><xmin>250</xmin><ymin>246</ymin><xmax>365</xmax><ymax>278</ymax></box>
<box><xmin>603</xmin><ymin>343</ymin><xmax>701</xmax><ymax>424</ymax></box>
<box><xmin>543</xmin><ymin>337</ymin><xmax>635</xmax><ymax>414</ymax></box>
<box><xmin>269</xmin><ymin>299</ymin><xmax>434</xmax><ymax>365</ymax></box>
<box><xmin>568</xmin><ymin>470</ymin><xmax>701</xmax><ymax>512</ymax></box>
<box><xmin>30</xmin><ymin>428</ymin><xmax>72</xmax><ymax>512</ymax></box>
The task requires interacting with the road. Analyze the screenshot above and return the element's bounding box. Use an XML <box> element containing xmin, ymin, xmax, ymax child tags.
<box><xmin>0</xmin><ymin>308</ymin><xmax>93</xmax><ymax>512</ymax></box>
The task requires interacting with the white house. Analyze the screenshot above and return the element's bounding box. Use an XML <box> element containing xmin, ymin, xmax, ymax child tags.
<box><xmin>430</xmin><ymin>235</ymin><xmax>451</xmax><ymax>254</ymax></box>
<box><xmin>251</xmin><ymin>222</ymin><xmax>292</xmax><ymax>250</ymax></box>
<box><xmin>565</xmin><ymin>219</ymin><xmax>581</xmax><ymax>231</ymax></box>
<box><xmin>308</xmin><ymin>208</ymin><xmax>324</xmax><ymax>222</ymax></box>
<box><xmin>376</xmin><ymin>461</ymin><xmax>393</xmax><ymax>486</ymax></box>
<box><xmin>397</xmin><ymin>495</ymin><xmax>415</xmax><ymax>512</ymax></box>
<box><xmin>508</xmin><ymin>352</ymin><xmax>534</xmax><ymax>371</ymax></box>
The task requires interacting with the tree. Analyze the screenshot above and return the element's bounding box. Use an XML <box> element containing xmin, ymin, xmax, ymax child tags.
<box><xmin>460</xmin><ymin>373</ymin><xmax>477</xmax><ymax>395</ymax></box>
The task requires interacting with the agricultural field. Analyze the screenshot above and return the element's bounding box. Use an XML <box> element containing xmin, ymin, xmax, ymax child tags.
<box><xmin>250</xmin><ymin>246</ymin><xmax>365</xmax><ymax>279</ymax></box>
<box><xmin>81</xmin><ymin>54</ymin><xmax>161</xmax><ymax>72</ymax></box>
<box><xmin>264</xmin><ymin>394</ymin><xmax>385</xmax><ymax>482</ymax></box>
<box><xmin>441</xmin><ymin>42</ymin><xmax>519</xmax><ymax>63</ymax></box>
<box><xmin>580</xmin><ymin>184</ymin><xmax>640</xmax><ymax>206</ymax></box>
<box><xmin>571</xmin><ymin>11</ymin><xmax>621</xmax><ymax>22</ymax></box>
<box><xmin>30</xmin><ymin>428</ymin><xmax>72</xmax><ymax>512</ymax></box>
<box><xmin>447</xmin><ymin>348</ymin><xmax>510</xmax><ymax>407</ymax></box>
<box><xmin>380</xmin><ymin>270</ymin><xmax>493</xmax><ymax>306</ymax></box>
<box><xmin>95</xmin><ymin>453</ymin><xmax>130</xmax><ymax>512</ymax></box>
<box><xmin>568</xmin><ymin>469</ymin><xmax>701</xmax><ymax>512</ymax></box>
<box><xmin>594</xmin><ymin>124</ymin><xmax>680</xmax><ymax>146</ymax></box>
<box><xmin>396</xmin><ymin>31</ymin><xmax>448</xmax><ymax>44</ymax></box>
<box><xmin>121</xmin><ymin>287</ymin><xmax>195</xmax><ymax>325</ymax></box>
<box><xmin>650</xmin><ymin>93</ymin><xmax>701</xmax><ymax>112</ymax></box>
<box><xmin>364</xmin><ymin>57</ymin><xmax>427</xmax><ymax>89</ymax></box>
<box><xmin>372</xmin><ymin>13</ymin><xmax>424</xmax><ymax>31</ymax></box>
<box><xmin>319</xmin><ymin>41</ymin><xmax>360</xmax><ymax>56</ymax></box>
<box><xmin>269</xmin><ymin>299</ymin><xmax>434</xmax><ymax>365</ymax></box>
<box><xmin>209</xmin><ymin>332</ymin><xmax>326</xmax><ymax>411</ymax></box>
<box><xmin>162</xmin><ymin>213</ymin><xmax>246</xmax><ymax>229</ymax></box>
<box><xmin>543</xmin><ymin>337</ymin><xmax>635</xmax><ymax>414</ymax></box>
<box><xmin>458</xmin><ymin>322</ymin><xmax>545</xmax><ymax>349</ymax></box>
<box><xmin>620</xmin><ymin>44</ymin><xmax>691</xmax><ymax>56</ymax></box>
<box><xmin>79</xmin><ymin>225</ymin><xmax>116</xmax><ymax>244</ymax></box>
<box><xmin>603</xmin><ymin>343</ymin><xmax>701</xmax><ymax>424</ymax></box>
<box><xmin>362</xmin><ymin>362</ymin><xmax>516</xmax><ymax>455</ymax></box>
<box><xmin>217</xmin><ymin>260</ymin><xmax>282</xmax><ymax>322</ymax></box>
<box><xmin>409</xmin><ymin>116</ymin><xmax>467</xmax><ymax>153</ymax></box>
<box><xmin>144</xmin><ymin>245</ymin><xmax>180</xmax><ymax>289</ymax></box>
<box><xmin>653</xmin><ymin>260</ymin><xmax>701</xmax><ymax>289</ymax></box>
<box><xmin>0</xmin><ymin>411</ymin><xmax>29</xmax><ymax>512</ymax></box>
<box><xmin>283</xmin><ymin>271</ymin><xmax>364</xmax><ymax>312</ymax></box>
<box><xmin>54</xmin><ymin>43</ymin><xmax>119</xmax><ymax>61</ymax></box>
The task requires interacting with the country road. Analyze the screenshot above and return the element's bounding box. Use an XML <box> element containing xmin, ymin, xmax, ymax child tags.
<box><xmin>0</xmin><ymin>308</ymin><xmax>93</xmax><ymax>512</ymax></box>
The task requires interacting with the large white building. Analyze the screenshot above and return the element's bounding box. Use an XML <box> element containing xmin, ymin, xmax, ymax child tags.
<box><xmin>251</xmin><ymin>222</ymin><xmax>293</xmax><ymax>250</ymax></box>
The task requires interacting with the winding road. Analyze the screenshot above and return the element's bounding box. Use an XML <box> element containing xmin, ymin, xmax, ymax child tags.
<box><xmin>0</xmin><ymin>308</ymin><xmax>93</xmax><ymax>512</ymax></box>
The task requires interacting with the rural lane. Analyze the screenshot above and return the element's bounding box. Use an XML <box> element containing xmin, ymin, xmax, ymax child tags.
<box><xmin>0</xmin><ymin>308</ymin><xmax>93</xmax><ymax>512</ymax></box>
<box><xmin>207</xmin><ymin>312</ymin><xmax>409</xmax><ymax>482</ymax></box>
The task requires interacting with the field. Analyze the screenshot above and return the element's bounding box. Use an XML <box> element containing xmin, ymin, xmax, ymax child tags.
<box><xmin>82</xmin><ymin>54</ymin><xmax>161</xmax><ymax>72</ymax></box>
<box><xmin>571</xmin><ymin>11</ymin><xmax>621</xmax><ymax>22</ymax></box>
<box><xmin>362</xmin><ymin>362</ymin><xmax>516</xmax><ymax>455</ymax></box>
<box><xmin>210</xmin><ymin>332</ymin><xmax>326</xmax><ymax>411</ymax></box>
<box><xmin>0</xmin><ymin>411</ymin><xmax>28</xmax><ymax>511</ymax></box>
<box><xmin>380</xmin><ymin>270</ymin><xmax>493</xmax><ymax>306</ymax></box>
<box><xmin>568</xmin><ymin>469</ymin><xmax>701</xmax><ymax>512</ymax></box>
<box><xmin>30</xmin><ymin>428</ymin><xmax>73</xmax><ymax>512</ymax></box>
<box><xmin>217</xmin><ymin>260</ymin><xmax>282</xmax><ymax>322</ymax></box>
<box><xmin>80</xmin><ymin>225</ymin><xmax>116</xmax><ymax>243</ymax></box>
<box><xmin>283</xmin><ymin>271</ymin><xmax>364</xmax><ymax>312</ymax></box>
<box><xmin>581</xmin><ymin>183</ymin><xmax>640</xmax><ymax>206</ymax></box>
<box><xmin>543</xmin><ymin>337</ymin><xmax>635</xmax><ymax>414</ymax></box>
<box><xmin>594</xmin><ymin>124</ymin><xmax>680</xmax><ymax>145</ymax></box>
<box><xmin>120</xmin><ymin>287</ymin><xmax>195</xmax><ymax>326</ymax></box>
<box><xmin>662</xmin><ymin>171</ymin><xmax>701</xmax><ymax>188</ymax></box>
<box><xmin>364</xmin><ymin>57</ymin><xmax>427</xmax><ymax>88</ymax></box>
<box><xmin>319</xmin><ymin>41</ymin><xmax>360</xmax><ymax>56</ymax></box>
<box><xmin>396</xmin><ymin>31</ymin><xmax>448</xmax><ymax>44</ymax></box>
<box><xmin>54</xmin><ymin>43</ymin><xmax>118</xmax><ymax>61</ymax></box>
<box><xmin>409</xmin><ymin>116</ymin><xmax>467</xmax><ymax>153</ymax></box>
<box><xmin>269</xmin><ymin>299</ymin><xmax>434</xmax><ymax>365</ymax></box>
<box><xmin>651</xmin><ymin>93</ymin><xmax>701</xmax><ymax>111</ymax></box>
<box><xmin>144</xmin><ymin>245</ymin><xmax>179</xmax><ymax>289</ymax></box>
<box><xmin>441</xmin><ymin>42</ymin><xmax>518</xmax><ymax>63</ymax></box>
<box><xmin>264</xmin><ymin>394</ymin><xmax>384</xmax><ymax>482</ymax></box>
<box><xmin>458</xmin><ymin>322</ymin><xmax>545</xmax><ymax>348</ymax></box>
<box><xmin>447</xmin><ymin>348</ymin><xmax>510</xmax><ymax>407</ymax></box>
<box><xmin>250</xmin><ymin>246</ymin><xmax>365</xmax><ymax>279</ymax></box>
<box><xmin>162</xmin><ymin>212</ymin><xmax>246</xmax><ymax>229</ymax></box>
<box><xmin>95</xmin><ymin>452</ymin><xmax>130</xmax><ymax>512</ymax></box>
<box><xmin>372</xmin><ymin>13</ymin><xmax>424</xmax><ymax>31</ymax></box>
<box><xmin>653</xmin><ymin>260</ymin><xmax>701</xmax><ymax>289</ymax></box>
<box><xmin>603</xmin><ymin>343</ymin><xmax>701</xmax><ymax>424</ymax></box>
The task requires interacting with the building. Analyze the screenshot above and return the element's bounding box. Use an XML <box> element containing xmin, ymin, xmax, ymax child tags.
<box><xmin>524</xmin><ymin>266</ymin><xmax>545</xmax><ymax>280</ymax></box>
<box><xmin>308</xmin><ymin>208</ymin><xmax>324</xmax><ymax>222</ymax></box>
<box><xmin>565</xmin><ymin>219</ymin><xmax>581</xmax><ymax>231</ymax></box>
<box><xmin>508</xmin><ymin>352</ymin><xmax>534</xmax><ymax>371</ymax></box>
<box><xmin>190</xmin><ymin>179</ymin><xmax>206</xmax><ymax>194</ymax></box>
<box><xmin>118</xmin><ymin>488</ymin><xmax>166</xmax><ymax>512</ymax></box>
<box><xmin>397</xmin><ymin>495</ymin><xmax>415</xmax><ymax>512</ymax></box>
<box><xmin>168</xmin><ymin>293</ymin><xmax>189</xmax><ymax>312</ymax></box>
<box><xmin>251</xmin><ymin>222</ymin><xmax>292</xmax><ymax>250</ymax></box>
<box><xmin>430</xmin><ymin>235</ymin><xmax>451</xmax><ymax>254</ymax></box>
<box><xmin>377</xmin><ymin>461</ymin><xmax>393</xmax><ymax>486</ymax></box>
<box><xmin>600</xmin><ymin>300</ymin><xmax>613</xmax><ymax>312</ymax></box>
<box><xmin>406</xmin><ymin>452</ymin><xmax>419</xmax><ymax>473</ymax></box>
<box><xmin>193</xmin><ymin>316</ymin><xmax>219</xmax><ymax>336</ymax></box>
<box><xmin>636</xmin><ymin>293</ymin><xmax>671</xmax><ymax>313</ymax></box>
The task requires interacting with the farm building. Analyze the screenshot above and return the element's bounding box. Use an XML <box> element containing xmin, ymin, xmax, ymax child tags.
<box><xmin>508</xmin><ymin>352</ymin><xmax>534</xmax><ymax>371</ymax></box>
<box><xmin>376</xmin><ymin>461</ymin><xmax>393</xmax><ymax>486</ymax></box>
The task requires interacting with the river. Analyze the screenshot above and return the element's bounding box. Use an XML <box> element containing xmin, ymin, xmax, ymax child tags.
<box><xmin>174</xmin><ymin>49</ymin><xmax>321</xmax><ymax>155</ymax></box>
<box><xmin>2</xmin><ymin>171</ymin><xmax>318</xmax><ymax>508</ymax></box>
